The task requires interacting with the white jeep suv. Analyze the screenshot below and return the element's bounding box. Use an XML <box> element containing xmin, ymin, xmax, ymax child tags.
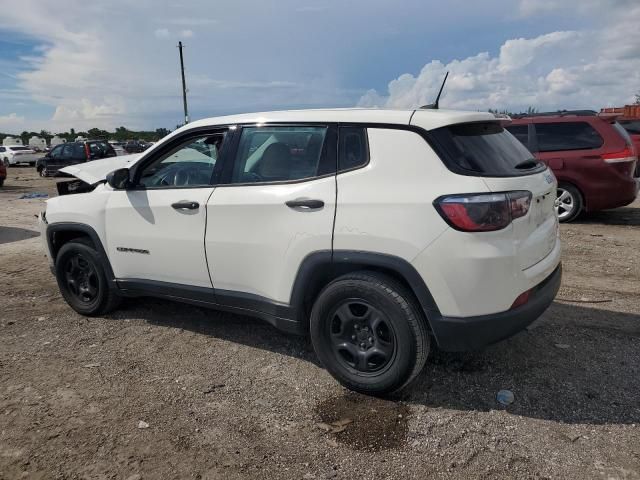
<box><xmin>40</xmin><ymin>109</ymin><xmax>562</xmax><ymax>395</ymax></box>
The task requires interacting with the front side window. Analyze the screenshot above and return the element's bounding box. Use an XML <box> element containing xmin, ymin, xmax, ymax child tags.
<box><xmin>0</xmin><ymin>147</ymin><xmax>5</xmax><ymax>153</ymax></box>
<box><xmin>138</xmin><ymin>133</ymin><xmax>224</xmax><ymax>188</ymax></box>
<box><xmin>231</xmin><ymin>126</ymin><xmax>328</xmax><ymax>183</ymax></box>
<box><xmin>535</xmin><ymin>122</ymin><xmax>603</xmax><ymax>152</ymax></box>
<box><xmin>49</xmin><ymin>145</ymin><xmax>64</xmax><ymax>159</ymax></box>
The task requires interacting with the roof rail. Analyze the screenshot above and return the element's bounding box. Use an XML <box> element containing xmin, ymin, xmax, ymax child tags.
<box><xmin>511</xmin><ymin>110</ymin><xmax>597</xmax><ymax>119</ymax></box>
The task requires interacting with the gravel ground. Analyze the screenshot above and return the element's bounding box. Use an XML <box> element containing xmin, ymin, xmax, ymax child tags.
<box><xmin>1</xmin><ymin>167</ymin><xmax>639</xmax><ymax>480</ymax></box>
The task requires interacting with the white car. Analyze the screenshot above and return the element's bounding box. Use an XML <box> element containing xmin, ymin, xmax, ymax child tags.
<box><xmin>39</xmin><ymin>108</ymin><xmax>562</xmax><ymax>395</ymax></box>
<box><xmin>1</xmin><ymin>145</ymin><xmax>40</xmax><ymax>166</ymax></box>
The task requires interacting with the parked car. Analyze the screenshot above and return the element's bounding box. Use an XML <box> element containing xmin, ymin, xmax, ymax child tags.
<box><xmin>0</xmin><ymin>159</ymin><xmax>6</xmax><ymax>186</ymax></box>
<box><xmin>506</xmin><ymin>111</ymin><xmax>639</xmax><ymax>222</ymax></box>
<box><xmin>37</xmin><ymin>140</ymin><xmax>117</xmax><ymax>177</ymax></box>
<box><xmin>40</xmin><ymin>108</ymin><xmax>561</xmax><ymax>395</ymax></box>
<box><xmin>1</xmin><ymin>145</ymin><xmax>40</xmax><ymax>166</ymax></box>
<box><xmin>124</xmin><ymin>140</ymin><xmax>149</xmax><ymax>153</ymax></box>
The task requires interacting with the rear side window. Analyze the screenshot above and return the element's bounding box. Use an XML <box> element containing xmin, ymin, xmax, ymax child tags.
<box><xmin>429</xmin><ymin>122</ymin><xmax>542</xmax><ymax>177</ymax></box>
<box><xmin>231</xmin><ymin>126</ymin><xmax>331</xmax><ymax>183</ymax></box>
<box><xmin>71</xmin><ymin>143</ymin><xmax>86</xmax><ymax>159</ymax></box>
<box><xmin>339</xmin><ymin>127</ymin><xmax>368</xmax><ymax>172</ymax></box>
<box><xmin>505</xmin><ymin>125</ymin><xmax>529</xmax><ymax>148</ymax></box>
<box><xmin>535</xmin><ymin>122</ymin><xmax>603</xmax><ymax>152</ymax></box>
<box><xmin>11</xmin><ymin>146</ymin><xmax>29</xmax><ymax>151</ymax></box>
<box><xmin>618</xmin><ymin>120</ymin><xmax>640</xmax><ymax>135</ymax></box>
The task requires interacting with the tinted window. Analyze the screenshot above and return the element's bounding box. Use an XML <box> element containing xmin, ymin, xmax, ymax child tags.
<box><xmin>138</xmin><ymin>133</ymin><xmax>224</xmax><ymax>188</ymax></box>
<box><xmin>429</xmin><ymin>122</ymin><xmax>542</xmax><ymax>176</ymax></box>
<box><xmin>231</xmin><ymin>126</ymin><xmax>328</xmax><ymax>183</ymax></box>
<box><xmin>70</xmin><ymin>143</ymin><xmax>85</xmax><ymax>159</ymax></box>
<box><xmin>50</xmin><ymin>145</ymin><xmax>64</xmax><ymax>159</ymax></box>
<box><xmin>88</xmin><ymin>141</ymin><xmax>115</xmax><ymax>158</ymax></box>
<box><xmin>535</xmin><ymin>122</ymin><xmax>603</xmax><ymax>152</ymax></box>
<box><xmin>10</xmin><ymin>146</ymin><xmax>29</xmax><ymax>151</ymax></box>
<box><xmin>339</xmin><ymin>127</ymin><xmax>369</xmax><ymax>172</ymax></box>
<box><xmin>0</xmin><ymin>147</ymin><xmax>4</xmax><ymax>153</ymax></box>
<box><xmin>619</xmin><ymin>120</ymin><xmax>640</xmax><ymax>135</ymax></box>
<box><xmin>505</xmin><ymin>125</ymin><xmax>529</xmax><ymax>148</ymax></box>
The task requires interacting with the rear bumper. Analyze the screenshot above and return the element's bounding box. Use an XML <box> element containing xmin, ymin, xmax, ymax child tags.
<box><xmin>586</xmin><ymin>178</ymin><xmax>638</xmax><ymax>211</ymax></box>
<box><xmin>431</xmin><ymin>264</ymin><xmax>562</xmax><ymax>352</ymax></box>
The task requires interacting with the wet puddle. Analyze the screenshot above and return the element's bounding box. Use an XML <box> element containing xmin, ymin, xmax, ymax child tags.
<box><xmin>314</xmin><ymin>392</ymin><xmax>409</xmax><ymax>452</ymax></box>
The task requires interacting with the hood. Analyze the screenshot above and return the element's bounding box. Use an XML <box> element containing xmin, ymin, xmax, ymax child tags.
<box><xmin>59</xmin><ymin>154</ymin><xmax>143</xmax><ymax>184</ymax></box>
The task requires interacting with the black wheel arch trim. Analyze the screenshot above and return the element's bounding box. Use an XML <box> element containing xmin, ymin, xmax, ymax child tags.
<box><xmin>289</xmin><ymin>250</ymin><xmax>443</xmax><ymax>333</ymax></box>
<box><xmin>46</xmin><ymin>222</ymin><xmax>118</xmax><ymax>290</ymax></box>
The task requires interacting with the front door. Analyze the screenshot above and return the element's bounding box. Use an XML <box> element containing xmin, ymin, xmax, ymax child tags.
<box><xmin>206</xmin><ymin>124</ymin><xmax>337</xmax><ymax>304</ymax></box>
<box><xmin>105</xmin><ymin>130</ymin><xmax>227</xmax><ymax>289</ymax></box>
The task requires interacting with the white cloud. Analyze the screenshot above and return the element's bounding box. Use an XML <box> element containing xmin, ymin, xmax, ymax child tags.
<box><xmin>154</xmin><ymin>28</ymin><xmax>170</xmax><ymax>38</ymax></box>
<box><xmin>180</xmin><ymin>29</ymin><xmax>194</xmax><ymax>38</ymax></box>
<box><xmin>0</xmin><ymin>113</ymin><xmax>25</xmax><ymax>130</ymax></box>
<box><xmin>358</xmin><ymin>3</ymin><xmax>640</xmax><ymax>112</ymax></box>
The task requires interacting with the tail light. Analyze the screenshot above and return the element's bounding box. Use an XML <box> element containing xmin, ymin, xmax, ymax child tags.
<box><xmin>434</xmin><ymin>191</ymin><xmax>532</xmax><ymax>232</ymax></box>
<box><xmin>85</xmin><ymin>143</ymin><xmax>91</xmax><ymax>160</ymax></box>
<box><xmin>602</xmin><ymin>146</ymin><xmax>637</xmax><ymax>164</ymax></box>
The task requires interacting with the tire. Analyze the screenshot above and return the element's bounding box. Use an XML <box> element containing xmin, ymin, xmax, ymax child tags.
<box><xmin>555</xmin><ymin>182</ymin><xmax>583</xmax><ymax>223</ymax></box>
<box><xmin>3</xmin><ymin>158</ymin><xmax>9</xmax><ymax>167</ymax></box>
<box><xmin>39</xmin><ymin>167</ymin><xmax>47</xmax><ymax>177</ymax></box>
<box><xmin>54</xmin><ymin>239</ymin><xmax>121</xmax><ymax>316</ymax></box>
<box><xmin>310</xmin><ymin>271</ymin><xmax>430</xmax><ymax>396</ymax></box>
<box><xmin>0</xmin><ymin>178</ymin><xmax>4</xmax><ymax>187</ymax></box>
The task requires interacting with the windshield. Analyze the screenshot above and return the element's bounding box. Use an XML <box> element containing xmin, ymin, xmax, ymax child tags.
<box><xmin>429</xmin><ymin>122</ymin><xmax>545</xmax><ymax>177</ymax></box>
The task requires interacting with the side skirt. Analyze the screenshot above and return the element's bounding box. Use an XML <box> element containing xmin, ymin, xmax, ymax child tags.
<box><xmin>117</xmin><ymin>279</ymin><xmax>304</xmax><ymax>335</ymax></box>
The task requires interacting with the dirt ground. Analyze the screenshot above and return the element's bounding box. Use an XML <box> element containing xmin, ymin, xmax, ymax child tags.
<box><xmin>1</xmin><ymin>167</ymin><xmax>639</xmax><ymax>480</ymax></box>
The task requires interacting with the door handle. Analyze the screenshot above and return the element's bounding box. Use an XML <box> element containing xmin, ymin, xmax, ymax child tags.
<box><xmin>285</xmin><ymin>198</ymin><xmax>325</xmax><ymax>210</ymax></box>
<box><xmin>171</xmin><ymin>201</ymin><xmax>200</xmax><ymax>210</ymax></box>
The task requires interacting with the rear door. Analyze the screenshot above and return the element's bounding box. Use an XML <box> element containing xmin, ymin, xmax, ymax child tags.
<box><xmin>205</xmin><ymin>124</ymin><xmax>336</xmax><ymax>305</ymax></box>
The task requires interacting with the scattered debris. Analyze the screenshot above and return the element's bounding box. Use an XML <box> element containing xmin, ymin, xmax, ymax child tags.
<box><xmin>19</xmin><ymin>192</ymin><xmax>48</xmax><ymax>199</ymax></box>
<box><xmin>82</xmin><ymin>363</ymin><xmax>102</xmax><ymax>368</ymax></box>
<box><xmin>137</xmin><ymin>420</ymin><xmax>149</xmax><ymax>429</ymax></box>
<box><xmin>203</xmin><ymin>384</ymin><xmax>225</xmax><ymax>394</ymax></box>
<box><xmin>496</xmin><ymin>390</ymin><xmax>515</xmax><ymax>406</ymax></box>
<box><xmin>556</xmin><ymin>297</ymin><xmax>612</xmax><ymax>304</ymax></box>
<box><xmin>315</xmin><ymin>418</ymin><xmax>353</xmax><ymax>434</ymax></box>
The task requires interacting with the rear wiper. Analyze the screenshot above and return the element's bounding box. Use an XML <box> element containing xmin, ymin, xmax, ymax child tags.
<box><xmin>514</xmin><ymin>159</ymin><xmax>540</xmax><ymax>170</ymax></box>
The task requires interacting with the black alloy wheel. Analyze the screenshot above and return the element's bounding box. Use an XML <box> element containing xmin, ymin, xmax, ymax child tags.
<box><xmin>329</xmin><ymin>300</ymin><xmax>397</xmax><ymax>374</ymax></box>
<box><xmin>63</xmin><ymin>253</ymin><xmax>100</xmax><ymax>305</ymax></box>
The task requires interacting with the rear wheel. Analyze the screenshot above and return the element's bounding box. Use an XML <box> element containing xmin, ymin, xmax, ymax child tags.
<box><xmin>3</xmin><ymin>158</ymin><xmax>9</xmax><ymax>167</ymax></box>
<box><xmin>0</xmin><ymin>178</ymin><xmax>4</xmax><ymax>187</ymax></box>
<box><xmin>310</xmin><ymin>271</ymin><xmax>429</xmax><ymax>396</ymax></box>
<box><xmin>555</xmin><ymin>183</ymin><xmax>582</xmax><ymax>223</ymax></box>
<box><xmin>55</xmin><ymin>240</ymin><xmax>121</xmax><ymax>316</ymax></box>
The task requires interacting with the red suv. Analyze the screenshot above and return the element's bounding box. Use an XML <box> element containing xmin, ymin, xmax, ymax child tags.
<box><xmin>507</xmin><ymin>111</ymin><xmax>639</xmax><ymax>222</ymax></box>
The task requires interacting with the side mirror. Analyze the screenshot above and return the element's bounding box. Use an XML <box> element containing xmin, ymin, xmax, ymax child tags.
<box><xmin>106</xmin><ymin>168</ymin><xmax>131</xmax><ymax>190</ymax></box>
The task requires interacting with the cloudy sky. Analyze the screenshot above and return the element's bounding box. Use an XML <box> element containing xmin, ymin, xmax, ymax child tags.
<box><xmin>0</xmin><ymin>0</ymin><xmax>638</xmax><ymax>133</ymax></box>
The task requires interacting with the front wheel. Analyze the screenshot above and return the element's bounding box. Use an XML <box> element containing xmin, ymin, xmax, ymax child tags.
<box><xmin>310</xmin><ymin>271</ymin><xmax>430</xmax><ymax>396</ymax></box>
<box><xmin>555</xmin><ymin>183</ymin><xmax>583</xmax><ymax>223</ymax></box>
<box><xmin>3</xmin><ymin>158</ymin><xmax>9</xmax><ymax>167</ymax></box>
<box><xmin>55</xmin><ymin>240</ymin><xmax>121</xmax><ymax>316</ymax></box>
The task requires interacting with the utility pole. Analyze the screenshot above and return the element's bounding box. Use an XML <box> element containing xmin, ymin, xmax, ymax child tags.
<box><xmin>178</xmin><ymin>41</ymin><xmax>189</xmax><ymax>124</ymax></box>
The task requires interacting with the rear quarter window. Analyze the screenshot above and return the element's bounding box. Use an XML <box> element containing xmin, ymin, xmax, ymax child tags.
<box><xmin>429</xmin><ymin>122</ymin><xmax>543</xmax><ymax>177</ymax></box>
<box><xmin>535</xmin><ymin>122</ymin><xmax>603</xmax><ymax>152</ymax></box>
